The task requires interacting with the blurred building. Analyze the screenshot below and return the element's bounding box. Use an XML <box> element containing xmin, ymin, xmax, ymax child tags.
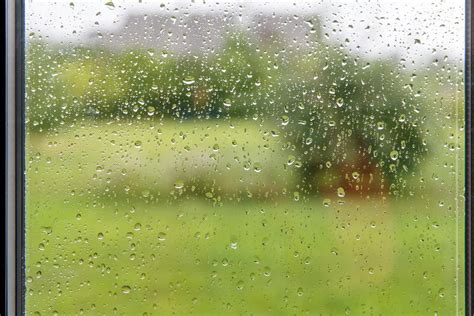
<box><xmin>89</xmin><ymin>12</ymin><xmax>321</xmax><ymax>54</ymax></box>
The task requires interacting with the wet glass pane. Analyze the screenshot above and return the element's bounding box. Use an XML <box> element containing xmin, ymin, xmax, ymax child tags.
<box><xmin>25</xmin><ymin>0</ymin><xmax>465</xmax><ymax>314</ymax></box>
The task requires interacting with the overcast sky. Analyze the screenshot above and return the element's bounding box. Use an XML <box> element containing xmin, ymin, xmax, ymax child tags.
<box><xmin>26</xmin><ymin>0</ymin><xmax>464</xmax><ymax>66</ymax></box>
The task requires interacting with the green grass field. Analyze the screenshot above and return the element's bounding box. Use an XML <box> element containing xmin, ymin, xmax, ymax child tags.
<box><xmin>25</xmin><ymin>121</ymin><xmax>464</xmax><ymax>315</ymax></box>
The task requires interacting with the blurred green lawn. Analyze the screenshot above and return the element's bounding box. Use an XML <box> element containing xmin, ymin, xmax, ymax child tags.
<box><xmin>25</xmin><ymin>121</ymin><xmax>463</xmax><ymax>315</ymax></box>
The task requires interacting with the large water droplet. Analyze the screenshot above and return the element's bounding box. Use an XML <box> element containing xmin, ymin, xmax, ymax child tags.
<box><xmin>105</xmin><ymin>1</ymin><xmax>115</xmax><ymax>9</ymax></box>
<box><xmin>121</xmin><ymin>285</ymin><xmax>131</xmax><ymax>294</ymax></box>
<box><xmin>174</xmin><ymin>180</ymin><xmax>184</xmax><ymax>189</ymax></box>
<box><xmin>337</xmin><ymin>187</ymin><xmax>346</xmax><ymax>198</ymax></box>
<box><xmin>183</xmin><ymin>76</ymin><xmax>195</xmax><ymax>85</ymax></box>
<box><xmin>390</xmin><ymin>150</ymin><xmax>399</xmax><ymax>161</ymax></box>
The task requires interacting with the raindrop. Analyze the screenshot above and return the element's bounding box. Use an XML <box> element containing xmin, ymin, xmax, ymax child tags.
<box><xmin>174</xmin><ymin>180</ymin><xmax>184</xmax><ymax>189</ymax></box>
<box><xmin>337</xmin><ymin>187</ymin><xmax>346</xmax><ymax>198</ymax></box>
<box><xmin>287</xmin><ymin>155</ymin><xmax>296</xmax><ymax>166</ymax></box>
<box><xmin>158</xmin><ymin>232</ymin><xmax>167</xmax><ymax>241</ymax></box>
<box><xmin>390</xmin><ymin>150</ymin><xmax>399</xmax><ymax>161</ymax></box>
<box><xmin>146</xmin><ymin>106</ymin><xmax>155</xmax><ymax>116</ymax></box>
<box><xmin>183</xmin><ymin>76</ymin><xmax>195</xmax><ymax>85</ymax></box>
<box><xmin>297</xmin><ymin>287</ymin><xmax>304</xmax><ymax>296</ymax></box>
<box><xmin>281</xmin><ymin>115</ymin><xmax>290</xmax><ymax>126</ymax></box>
<box><xmin>438</xmin><ymin>288</ymin><xmax>445</xmax><ymax>298</ymax></box>
<box><xmin>104</xmin><ymin>1</ymin><xmax>115</xmax><ymax>9</ymax></box>
<box><xmin>293</xmin><ymin>192</ymin><xmax>300</xmax><ymax>201</ymax></box>
<box><xmin>146</xmin><ymin>49</ymin><xmax>155</xmax><ymax>57</ymax></box>
<box><xmin>121</xmin><ymin>285</ymin><xmax>131</xmax><ymax>294</ymax></box>
<box><xmin>223</xmin><ymin>98</ymin><xmax>232</xmax><ymax>108</ymax></box>
<box><xmin>263</xmin><ymin>266</ymin><xmax>271</xmax><ymax>277</ymax></box>
<box><xmin>253</xmin><ymin>163</ymin><xmax>263</xmax><ymax>173</ymax></box>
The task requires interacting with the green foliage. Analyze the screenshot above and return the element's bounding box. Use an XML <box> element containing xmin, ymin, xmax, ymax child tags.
<box><xmin>265</xmin><ymin>45</ymin><xmax>428</xmax><ymax>191</ymax></box>
<box><xmin>26</xmin><ymin>34</ymin><xmax>428</xmax><ymax>191</ymax></box>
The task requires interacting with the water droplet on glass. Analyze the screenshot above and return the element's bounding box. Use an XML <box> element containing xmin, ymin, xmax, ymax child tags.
<box><xmin>174</xmin><ymin>180</ymin><xmax>184</xmax><ymax>189</ymax></box>
<box><xmin>390</xmin><ymin>150</ymin><xmax>399</xmax><ymax>161</ymax></box>
<box><xmin>158</xmin><ymin>232</ymin><xmax>167</xmax><ymax>241</ymax></box>
<box><xmin>297</xmin><ymin>287</ymin><xmax>304</xmax><ymax>296</ymax></box>
<box><xmin>287</xmin><ymin>155</ymin><xmax>296</xmax><ymax>166</ymax></box>
<box><xmin>121</xmin><ymin>285</ymin><xmax>131</xmax><ymax>294</ymax></box>
<box><xmin>183</xmin><ymin>76</ymin><xmax>195</xmax><ymax>85</ymax></box>
<box><xmin>146</xmin><ymin>106</ymin><xmax>155</xmax><ymax>116</ymax></box>
<box><xmin>293</xmin><ymin>192</ymin><xmax>300</xmax><ymax>201</ymax></box>
<box><xmin>105</xmin><ymin>1</ymin><xmax>115</xmax><ymax>9</ymax></box>
<box><xmin>337</xmin><ymin>187</ymin><xmax>346</xmax><ymax>198</ymax></box>
<box><xmin>146</xmin><ymin>49</ymin><xmax>155</xmax><ymax>57</ymax></box>
<box><xmin>263</xmin><ymin>266</ymin><xmax>271</xmax><ymax>277</ymax></box>
<box><xmin>254</xmin><ymin>163</ymin><xmax>263</xmax><ymax>173</ymax></box>
<box><xmin>438</xmin><ymin>288</ymin><xmax>445</xmax><ymax>298</ymax></box>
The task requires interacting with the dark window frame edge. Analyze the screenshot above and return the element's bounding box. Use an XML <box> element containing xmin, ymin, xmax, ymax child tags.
<box><xmin>466</xmin><ymin>0</ymin><xmax>473</xmax><ymax>315</ymax></box>
<box><xmin>6</xmin><ymin>0</ymin><xmax>25</xmax><ymax>314</ymax></box>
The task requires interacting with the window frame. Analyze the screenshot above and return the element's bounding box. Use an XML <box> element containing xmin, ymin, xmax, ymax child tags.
<box><xmin>466</xmin><ymin>0</ymin><xmax>473</xmax><ymax>313</ymax></box>
<box><xmin>6</xmin><ymin>0</ymin><xmax>25</xmax><ymax>314</ymax></box>
<box><xmin>3</xmin><ymin>0</ymin><xmax>473</xmax><ymax>314</ymax></box>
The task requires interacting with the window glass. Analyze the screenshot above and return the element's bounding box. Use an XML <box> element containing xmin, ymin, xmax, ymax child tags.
<box><xmin>25</xmin><ymin>0</ymin><xmax>465</xmax><ymax>314</ymax></box>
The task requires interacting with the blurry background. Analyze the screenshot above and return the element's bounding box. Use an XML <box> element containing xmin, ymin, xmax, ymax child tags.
<box><xmin>25</xmin><ymin>0</ymin><xmax>465</xmax><ymax>315</ymax></box>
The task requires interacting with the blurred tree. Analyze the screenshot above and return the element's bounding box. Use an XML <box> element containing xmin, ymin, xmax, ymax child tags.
<box><xmin>26</xmin><ymin>34</ymin><xmax>427</xmax><ymax>195</ymax></box>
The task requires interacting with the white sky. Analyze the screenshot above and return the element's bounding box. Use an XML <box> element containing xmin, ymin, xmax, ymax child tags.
<box><xmin>25</xmin><ymin>0</ymin><xmax>465</xmax><ymax>65</ymax></box>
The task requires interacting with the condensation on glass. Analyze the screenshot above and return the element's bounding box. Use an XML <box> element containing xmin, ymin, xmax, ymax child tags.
<box><xmin>24</xmin><ymin>1</ymin><xmax>465</xmax><ymax>315</ymax></box>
